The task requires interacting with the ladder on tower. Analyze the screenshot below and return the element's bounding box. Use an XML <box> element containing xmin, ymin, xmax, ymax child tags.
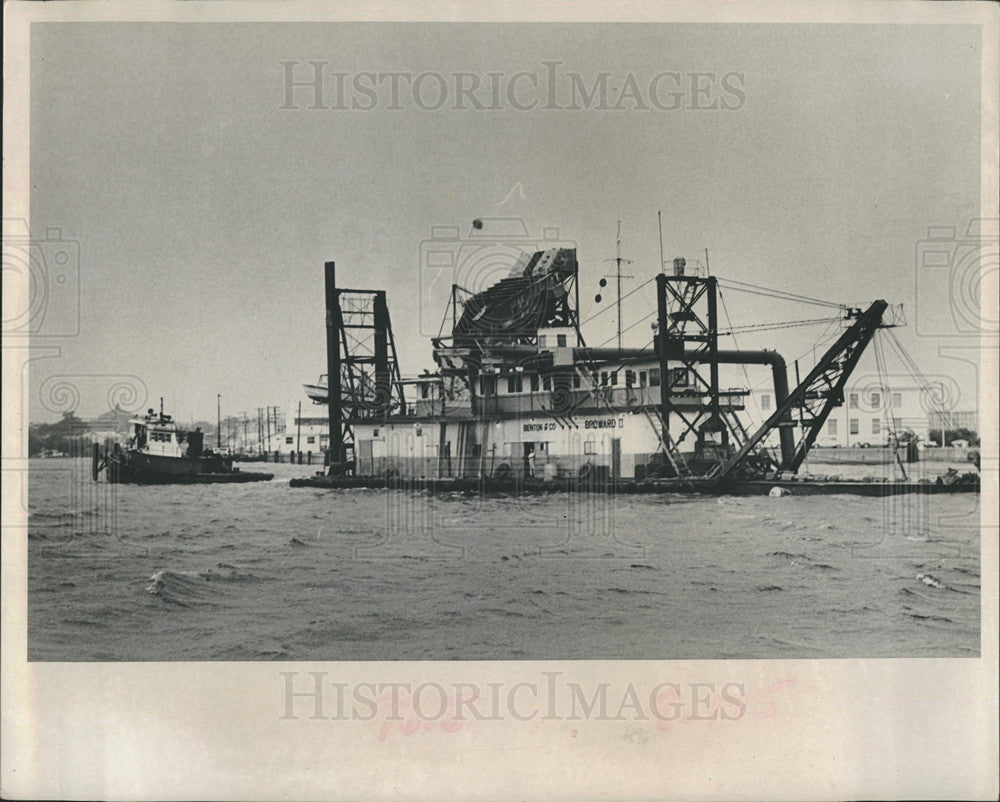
<box><xmin>642</xmin><ymin>405</ymin><xmax>691</xmax><ymax>478</ymax></box>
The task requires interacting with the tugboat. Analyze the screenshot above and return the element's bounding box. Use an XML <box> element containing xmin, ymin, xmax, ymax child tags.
<box><xmin>92</xmin><ymin>403</ymin><xmax>274</xmax><ymax>484</ymax></box>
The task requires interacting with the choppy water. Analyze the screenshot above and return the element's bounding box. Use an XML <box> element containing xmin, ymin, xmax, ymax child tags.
<box><xmin>27</xmin><ymin>458</ymin><xmax>980</xmax><ymax>660</ymax></box>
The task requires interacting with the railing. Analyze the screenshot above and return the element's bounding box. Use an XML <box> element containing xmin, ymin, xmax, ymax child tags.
<box><xmin>472</xmin><ymin>386</ymin><xmax>749</xmax><ymax>417</ymax></box>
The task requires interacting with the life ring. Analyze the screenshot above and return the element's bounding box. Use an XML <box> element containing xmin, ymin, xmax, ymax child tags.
<box><xmin>494</xmin><ymin>462</ymin><xmax>512</xmax><ymax>478</ymax></box>
<box><xmin>578</xmin><ymin>463</ymin><xmax>593</xmax><ymax>479</ymax></box>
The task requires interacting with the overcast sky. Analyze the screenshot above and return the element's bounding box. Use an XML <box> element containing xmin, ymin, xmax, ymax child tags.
<box><xmin>28</xmin><ymin>21</ymin><xmax>984</xmax><ymax>423</ymax></box>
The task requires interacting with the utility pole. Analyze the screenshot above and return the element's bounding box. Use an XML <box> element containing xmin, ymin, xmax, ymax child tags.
<box><xmin>296</xmin><ymin>400</ymin><xmax>302</xmax><ymax>453</ymax></box>
<box><xmin>603</xmin><ymin>220</ymin><xmax>633</xmax><ymax>353</ymax></box>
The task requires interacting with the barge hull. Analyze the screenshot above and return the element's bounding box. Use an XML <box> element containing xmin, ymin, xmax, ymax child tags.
<box><xmin>289</xmin><ymin>475</ymin><xmax>979</xmax><ymax>496</ymax></box>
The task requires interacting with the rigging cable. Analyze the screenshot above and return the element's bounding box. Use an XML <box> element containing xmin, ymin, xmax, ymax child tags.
<box><xmin>717</xmin><ymin>286</ymin><xmax>777</xmax><ymax>462</ymax></box>
<box><xmin>579</xmin><ymin>275</ymin><xmax>658</xmax><ymax>327</ymax></box>
<box><xmin>872</xmin><ymin>330</ymin><xmax>907</xmax><ymax>480</ymax></box>
<box><xmin>882</xmin><ymin>328</ymin><xmax>955</xmax><ymax>438</ymax></box>
<box><xmin>716</xmin><ymin>277</ymin><xmax>847</xmax><ymax>310</ymax></box>
<box><xmin>718</xmin><ymin>317</ymin><xmax>844</xmax><ymax>336</ymax></box>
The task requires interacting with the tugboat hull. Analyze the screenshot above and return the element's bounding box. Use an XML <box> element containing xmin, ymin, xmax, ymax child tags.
<box><xmin>100</xmin><ymin>450</ymin><xmax>273</xmax><ymax>484</ymax></box>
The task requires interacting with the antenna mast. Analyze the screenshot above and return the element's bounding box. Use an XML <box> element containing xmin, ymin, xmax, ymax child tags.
<box><xmin>658</xmin><ymin>211</ymin><xmax>665</xmax><ymax>274</ymax></box>
<box><xmin>604</xmin><ymin>220</ymin><xmax>634</xmax><ymax>353</ymax></box>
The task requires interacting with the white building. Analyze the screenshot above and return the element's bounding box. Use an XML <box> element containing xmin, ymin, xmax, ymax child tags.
<box><xmin>262</xmin><ymin>402</ymin><xmax>328</xmax><ymax>457</ymax></box>
<box><xmin>928</xmin><ymin>409</ymin><xmax>979</xmax><ymax>441</ymax></box>
<box><xmin>745</xmin><ymin>382</ymin><xmax>938</xmax><ymax>448</ymax></box>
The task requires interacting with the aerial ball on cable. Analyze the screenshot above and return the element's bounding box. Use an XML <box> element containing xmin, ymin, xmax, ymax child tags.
<box><xmin>599</xmin><ymin>278</ymin><xmax>607</xmax><ymax>288</ymax></box>
<box><xmin>595</xmin><ymin>294</ymin><xmax>603</xmax><ymax>303</ymax></box>
<box><xmin>472</xmin><ymin>219</ymin><xmax>483</xmax><ymax>230</ymax></box>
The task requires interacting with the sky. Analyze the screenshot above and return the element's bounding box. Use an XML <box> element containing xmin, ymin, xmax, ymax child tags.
<box><xmin>26</xmin><ymin>21</ymin><xmax>986</xmax><ymax>423</ymax></box>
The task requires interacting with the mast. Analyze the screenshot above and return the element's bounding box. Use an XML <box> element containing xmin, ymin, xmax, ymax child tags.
<box><xmin>616</xmin><ymin>223</ymin><xmax>622</xmax><ymax>351</ymax></box>
<box><xmin>658</xmin><ymin>211</ymin><xmax>665</xmax><ymax>273</ymax></box>
<box><xmin>604</xmin><ymin>221</ymin><xmax>633</xmax><ymax>353</ymax></box>
<box><xmin>216</xmin><ymin>394</ymin><xmax>221</xmax><ymax>449</ymax></box>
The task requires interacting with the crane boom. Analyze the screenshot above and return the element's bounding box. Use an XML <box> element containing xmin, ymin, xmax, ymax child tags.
<box><xmin>714</xmin><ymin>299</ymin><xmax>888</xmax><ymax>480</ymax></box>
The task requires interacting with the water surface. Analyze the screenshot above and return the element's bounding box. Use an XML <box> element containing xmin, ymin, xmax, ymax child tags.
<box><xmin>27</xmin><ymin>458</ymin><xmax>981</xmax><ymax>660</ymax></box>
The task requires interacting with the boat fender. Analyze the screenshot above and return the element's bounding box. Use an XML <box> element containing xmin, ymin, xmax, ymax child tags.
<box><xmin>768</xmin><ymin>486</ymin><xmax>791</xmax><ymax>497</ymax></box>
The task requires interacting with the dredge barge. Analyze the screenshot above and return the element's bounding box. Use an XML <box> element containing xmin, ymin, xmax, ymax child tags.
<box><xmin>291</xmin><ymin>230</ymin><xmax>979</xmax><ymax>496</ymax></box>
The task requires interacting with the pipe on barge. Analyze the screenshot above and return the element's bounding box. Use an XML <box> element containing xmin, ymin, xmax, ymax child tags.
<box><xmin>569</xmin><ymin>345</ymin><xmax>795</xmax><ymax>465</ymax></box>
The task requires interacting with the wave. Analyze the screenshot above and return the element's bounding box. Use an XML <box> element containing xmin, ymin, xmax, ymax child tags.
<box><xmin>146</xmin><ymin>570</ymin><xmax>208</xmax><ymax>607</ymax></box>
<box><xmin>768</xmin><ymin>551</ymin><xmax>839</xmax><ymax>571</ymax></box>
<box><xmin>906</xmin><ymin>612</ymin><xmax>954</xmax><ymax>623</ymax></box>
<box><xmin>60</xmin><ymin>617</ymin><xmax>105</xmax><ymax>628</ymax></box>
<box><xmin>916</xmin><ymin>572</ymin><xmax>944</xmax><ymax>589</ymax></box>
<box><xmin>200</xmin><ymin>563</ymin><xmax>262</xmax><ymax>583</ymax></box>
<box><xmin>146</xmin><ymin>564</ymin><xmax>262</xmax><ymax>606</ymax></box>
<box><xmin>29</xmin><ymin>510</ymin><xmax>99</xmax><ymax>522</ymax></box>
